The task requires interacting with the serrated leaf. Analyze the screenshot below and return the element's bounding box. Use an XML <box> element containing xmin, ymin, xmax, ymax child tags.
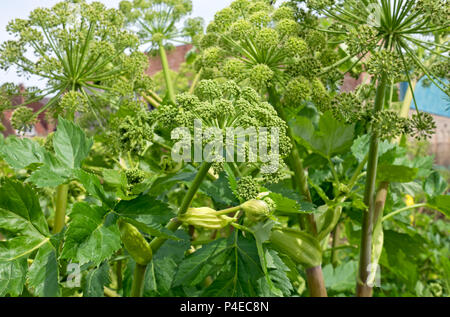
<box><xmin>173</xmin><ymin>238</ymin><xmax>230</xmax><ymax>287</ymax></box>
<box><xmin>0</xmin><ymin>180</ymin><xmax>56</xmax><ymax>296</ymax></box>
<box><xmin>144</xmin><ymin>230</ymin><xmax>191</xmax><ymax>295</ymax></box>
<box><xmin>73</xmin><ymin>169</ymin><xmax>110</xmax><ymax>206</ymax></box>
<box><xmin>27</xmin><ymin>242</ymin><xmax>60</xmax><ymax>297</ymax></box>
<box><xmin>53</xmin><ymin>117</ymin><xmax>93</xmax><ymax>169</ymax></box>
<box><xmin>0</xmin><ymin>137</ymin><xmax>47</xmax><ymax>170</ymax></box>
<box><xmin>200</xmin><ymin>172</ymin><xmax>239</xmax><ymax>208</ymax></box>
<box><xmin>266</xmin><ymin>183</ymin><xmax>316</xmax><ymax>213</ymax></box>
<box><xmin>223</xmin><ymin>163</ymin><xmax>238</xmax><ymax>193</ymax></box>
<box><xmin>0</xmin><ymin>180</ymin><xmax>51</xmax><ymax>263</ymax></box>
<box><xmin>83</xmin><ymin>262</ymin><xmax>110</xmax><ymax>297</ymax></box>
<box><xmin>28</xmin><ymin>155</ymin><xmax>72</xmax><ymax>188</ymax></box>
<box><xmin>61</xmin><ymin>202</ymin><xmax>121</xmax><ymax>266</ymax></box>
<box><xmin>0</xmin><ymin>258</ymin><xmax>27</xmax><ymax>296</ymax></box>
<box><xmin>114</xmin><ymin>195</ymin><xmax>176</xmax><ymax>239</ymax></box>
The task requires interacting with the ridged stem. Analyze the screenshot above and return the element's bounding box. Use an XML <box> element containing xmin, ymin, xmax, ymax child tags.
<box><xmin>130</xmin><ymin>264</ymin><xmax>147</xmax><ymax>297</ymax></box>
<box><xmin>53</xmin><ymin>184</ymin><xmax>69</xmax><ymax>234</ymax></box>
<box><xmin>356</xmin><ymin>73</ymin><xmax>388</xmax><ymax>297</ymax></box>
<box><xmin>267</xmin><ymin>87</ymin><xmax>326</xmax><ymax>297</ymax></box>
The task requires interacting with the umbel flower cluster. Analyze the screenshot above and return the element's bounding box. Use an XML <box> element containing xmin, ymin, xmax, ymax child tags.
<box><xmin>0</xmin><ymin>0</ymin><xmax>153</xmax><ymax>127</ymax></box>
<box><xmin>324</xmin><ymin>91</ymin><xmax>437</xmax><ymax>140</ymax></box>
<box><xmin>119</xmin><ymin>0</ymin><xmax>204</xmax><ymax>52</ymax></box>
<box><xmin>300</xmin><ymin>0</ymin><xmax>449</xmax><ymax>139</ymax></box>
<box><xmin>155</xmin><ymin>79</ymin><xmax>292</xmax><ymax>168</ymax></box>
<box><xmin>196</xmin><ymin>0</ymin><xmax>337</xmax><ymax>109</ymax></box>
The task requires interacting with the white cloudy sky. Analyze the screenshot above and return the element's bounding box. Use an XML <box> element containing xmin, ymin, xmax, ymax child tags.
<box><xmin>0</xmin><ymin>0</ymin><xmax>232</xmax><ymax>87</ymax></box>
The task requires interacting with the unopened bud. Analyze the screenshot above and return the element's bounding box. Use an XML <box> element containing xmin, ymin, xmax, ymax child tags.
<box><xmin>241</xmin><ymin>199</ymin><xmax>273</xmax><ymax>222</ymax></box>
<box><xmin>180</xmin><ymin>207</ymin><xmax>235</xmax><ymax>230</ymax></box>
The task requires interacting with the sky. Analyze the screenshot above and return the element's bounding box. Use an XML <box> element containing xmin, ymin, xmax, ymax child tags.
<box><xmin>0</xmin><ymin>0</ymin><xmax>232</xmax><ymax>88</ymax></box>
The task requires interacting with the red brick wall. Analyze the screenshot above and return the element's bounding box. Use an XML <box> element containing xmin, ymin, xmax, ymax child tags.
<box><xmin>145</xmin><ymin>44</ymin><xmax>193</xmax><ymax>76</ymax></box>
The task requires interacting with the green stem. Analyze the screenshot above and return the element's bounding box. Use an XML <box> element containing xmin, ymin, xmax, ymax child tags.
<box><xmin>130</xmin><ymin>264</ymin><xmax>147</xmax><ymax>297</ymax></box>
<box><xmin>330</xmin><ymin>224</ymin><xmax>341</xmax><ymax>268</ymax></box>
<box><xmin>158</xmin><ymin>43</ymin><xmax>176</xmax><ymax>104</ymax></box>
<box><xmin>216</xmin><ymin>205</ymin><xmax>242</xmax><ymax>216</ymax></box>
<box><xmin>267</xmin><ymin>87</ymin><xmax>326</xmax><ymax>297</ymax></box>
<box><xmin>53</xmin><ymin>184</ymin><xmax>69</xmax><ymax>234</ymax></box>
<box><xmin>270</xmin><ymin>95</ymin><xmax>317</xmax><ymax>235</ymax></box>
<box><xmin>148</xmin><ymin>162</ymin><xmax>212</xmax><ymax>254</ymax></box>
<box><xmin>189</xmin><ymin>69</ymin><xmax>203</xmax><ymax>94</ymax></box>
<box><xmin>356</xmin><ymin>73</ymin><xmax>388</xmax><ymax>297</ymax></box>
<box><xmin>382</xmin><ymin>203</ymin><xmax>428</xmax><ymax>222</ymax></box>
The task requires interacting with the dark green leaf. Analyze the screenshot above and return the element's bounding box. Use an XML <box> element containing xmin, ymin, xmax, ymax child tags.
<box><xmin>114</xmin><ymin>195</ymin><xmax>176</xmax><ymax>239</ymax></box>
<box><xmin>61</xmin><ymin>202</ymin><xmax>121</xmax><ymax>266</ymax></box>
<box><xmin>82</xmin><ymin>262</ymin><xmax>110</xmax><ymax>297</ymax></box>
<box><xmin>0</xmin><ymin>258</ymin><xmax>27</xmax><ymax>296</ymax></box>
<box><xmin>27</xmin><ymin>242</ymin><xmax>60</xmax><ymax>297</ymax></box>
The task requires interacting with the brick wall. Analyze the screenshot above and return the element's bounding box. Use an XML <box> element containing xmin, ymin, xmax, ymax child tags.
<box><xmin>145</xmin><ymin>44</ymin><xmax>193</xmax><ymax>76</ymax></box>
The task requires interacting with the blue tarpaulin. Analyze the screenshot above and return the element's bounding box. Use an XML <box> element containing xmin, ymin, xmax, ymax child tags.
<box><xmin>399</xmin><ymin>79</ymin><xmax>450</xmax><ymax>118</ymax></box>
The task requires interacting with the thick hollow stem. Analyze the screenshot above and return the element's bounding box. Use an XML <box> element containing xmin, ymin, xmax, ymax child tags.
<box><xmin>130</xmin><ymin>264</ymin><xmax>147</xmax><ymax>297</ymax></box>
<box><xmin>267</xmin><ymin>87</ymin><xmax>326</xmax><ymax>297</ymax></box>
<box><xmin>306</xmin><ymin>266</ymin><xmax>328</xmax><ymax>297</ymax></box>
<box><xmin>158</xmin><ymin>43</ymin><xmax>176</xmax><ymax>104</ymax></box>
<box><xmin>356</xmin><ymin>73</ymin><xmax>388</xmax><ymax>297</ymax></box>
<box><xmin>53</xmin><ymin>184</ymin><xmax>69</xmax><ymax>234</ymax></box>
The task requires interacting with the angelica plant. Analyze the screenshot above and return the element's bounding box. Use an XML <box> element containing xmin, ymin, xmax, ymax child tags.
<box><xmin>119</xmin><ymin>0</ymin><xmax>204</xmax><ymax>103</ymax></box>
<box><xmin>300</xmin><ymin>0</ymin><xmax>450</xmax><ymax>297</ymax></box>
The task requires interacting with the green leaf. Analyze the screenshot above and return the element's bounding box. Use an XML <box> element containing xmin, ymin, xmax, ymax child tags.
<box><xmin>377</xmin><ymin>164</ymin><xmax>418</xmax><ymax>183</ymax></box>
<box><xmin>223</xmin><ymin>163</ymin><xmax>238</xmax><ymax>193</ymax></box>
<box><xmin>149</xmin><ymin>165</ymin><xmax>197</xmax><ymax>197</ymax></box>
<box><xmin>351</xmin><ymin>134</ymin><xmax>396</xmax><ymax>162</ymax></box>
<box><xmin>323</xmin><ymin>260</ymin><xmax>358</xmax><ymax>293</ymax></box>
<box><xmin>0</xmin><ymin>258</ymin><xmax>27</xmax><ymax>296</ymax></box>
<box><xmin>0</xmin><ymin>180</ymin><xmax>57</xmax><ymax>296</ymax></box>
<box><xmin>0</xmin><ymin>137</ymin><xmax>47</xmax><ymax>170</ymax></box>
<box><xmin>73</xmin><ymin>169</ymin><xmax>110</xmax><ymax>206</ymax></box>
<box><xmin>200</xmin><ymin>172</ymin><xmax>239</xmax><ymax>209</ymax></box>
<box><xmin>424</xmin><ymin>171</ymin><xmax>448</xmax><ymax>197</ymax></box>
<box><xmin>27</xmin><ymin>242</ymin><xmax>60</xmax><ymax>297</ymax></box>
<box><xmin>293</xmin><ymin>112</ymin><xmax>354</xmax><ymax>158</ymax></box>
<box><xmin>82</xmin><ymin>262</ymin><xmax>110</xmax><ymax>297</ymax></box>
<box><xmin>53</xmin><ymin>117</ymin><xmax>93</xmax><ymax>169</ymax></box>
<box><xmin>173</xmin><ymin>238</ymin><xmax>230</xmax><ymax>287</ymax></box>
<box><xmin>61</xmin><ymin>202</ymin><xmax>121</xmax><ymax>266</ymax></box>
<box><xmin>28</xmin><ymin>154</ymin><xmax>72</xmax><ymax>188</ymax></box>
<box><xmin>114</xmin><ymin>195</ymin><xmax>176</xmax><ymax>239</ymax></box>
<box><xmin>144</xmin><ymin>230</ymin><xmax>191</xmax><ymax>296</ymax></box>
<box><xmin>428</xmin><ymin>195</ymin><xmax>450</xmax><ymax>218</ymax></box>
<box><xmin>0</xmin><ymin>180</ymin><xmax>51</xmax><ymax>263</ymax></box>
